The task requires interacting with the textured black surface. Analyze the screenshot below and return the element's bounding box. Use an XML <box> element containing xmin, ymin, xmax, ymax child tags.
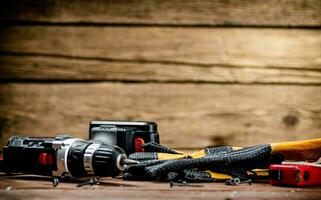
<box><xmin>125</xmin><ymin>144</ymin><xmax>276</xmax><ymax>182</ymax></box>
<box><xmin>146</xmin><ymin>144</ymin><xmax>272</xmax><ymax>178</ymax></box>
<box><xmin>67</xmin><ymin>140</ymin><xmax>91</xmax><ymax>177</ymax></box>
<box><xmin>205</xmin><ymin>146</ymin><xmax>233</xmax><ymax>155</ymax></box>
<box><xmin>92</xmin><ymin>145</ymin><xmax>125</xmax><ymax>177</ymax></box>
<box><xmin>129</xmin><ymin>152</ymin><xmax>158</xmax><ymax>161</ymax></box>
<box><xmin>183</xmin><ymin>169</ymin><xmax>214</xmax><ymax>182</ymax></box>
<box><xmin>143</xmin><ymin>142</ymin><xmax>180</xmax><ymax>154</ymax></box>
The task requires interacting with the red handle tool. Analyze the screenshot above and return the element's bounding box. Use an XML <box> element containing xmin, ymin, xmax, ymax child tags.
<box><xmin>269</xmin><ymin>162</ymin><xmax>321</xmax><ymax>186</ymax></box>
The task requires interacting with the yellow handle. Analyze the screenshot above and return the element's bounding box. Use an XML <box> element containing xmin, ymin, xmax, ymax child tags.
<box><xmin>271</xmin><ymin>138</ymin><xmax>321</xmax><ymax>161</ymax></box>
<box><xmin>155</xmin><ymin>138</ymin><xmax>321</xmax><ymax>162</ymax></box>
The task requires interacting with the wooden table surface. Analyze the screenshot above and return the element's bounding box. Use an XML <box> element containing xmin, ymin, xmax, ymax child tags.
<box><xmin>0</xmin><ymin>174</ymin><xmax>320</xmax><ymax>200</ymax></box>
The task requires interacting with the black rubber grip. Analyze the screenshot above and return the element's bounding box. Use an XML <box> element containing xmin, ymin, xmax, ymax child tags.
<box><xmin>67</xmin><ymin>140</ymin><xmax>91</xmax><ymax>177</ymax></box>
<box><xmin>92</xmin><ymin>145</ymin><xmax>125</xmax><ymax>177</ymax></box>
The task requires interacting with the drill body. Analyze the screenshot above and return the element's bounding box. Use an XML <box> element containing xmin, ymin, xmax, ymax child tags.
<box><xmin>3</xmin><ymin>135</ymin><xmax>127</xmax><ymax>179</ymax></box>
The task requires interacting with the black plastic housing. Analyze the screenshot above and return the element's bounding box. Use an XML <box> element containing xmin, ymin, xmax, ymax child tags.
<box><xmin>89</xmin><ymin>120</ymin><xmax>160</xmax><ymax>154</ymax></box>
<box><xmin>3</xmin><ymin>136</ymin><xmax>58</xmax><ymax>176</ymax></box>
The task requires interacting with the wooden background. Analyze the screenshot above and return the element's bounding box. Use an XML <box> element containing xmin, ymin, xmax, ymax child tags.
<box><xmin>0</xmin><ymin>0</ymin><xmax>320</xmax><ymax>149</ymax></box>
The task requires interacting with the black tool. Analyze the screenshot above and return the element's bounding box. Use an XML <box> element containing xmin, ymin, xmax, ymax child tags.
<box><xmin>169</xmin><ymin>181</ymin><xmax>203</xmax><ymax>188</ymax></box>
<box><xmin>76</xmin><ymin>177</ymin><xmax>100</xmax><ymax>187</ymax></box>
<box><xmin>2</xmin><ymin>135</ymin><xmax>139</xmax><ymax>180</ymax></box>
<box><xmin>89</xmin><ymin>120</ymin><xmax>160</xmax><ymax>154</ymax></box>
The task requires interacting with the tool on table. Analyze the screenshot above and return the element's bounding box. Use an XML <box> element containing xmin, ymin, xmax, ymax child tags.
<box><xmin>1</xmin><ymin>135</ymin><xmax>139</xmax><ymax>185</ymax></box>
<box><xmin>169</xmin><ymin>181</ymin><xmax>203</xmax><ymax>188</ymax></box>
<box><xmin>124</xmin><ymin>138</ymin><xmax>321</xmax><ymax>183</ymax></box>
<box><xmin>89</xmin><ymin>120</ymin><xmax>160</xmax><ymax>154</ymax></box>
<box><xmin>269</xmin><ymin>161</ymin><xmax>321</xmax><ymax>186</ymax></box>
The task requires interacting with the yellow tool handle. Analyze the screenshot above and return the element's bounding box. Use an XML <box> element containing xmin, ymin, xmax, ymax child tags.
<box><xmin>271</xmin><ymin>138</ymin><xmax>321</xmax><ymax>161</ymax></box>
<box><xmin>155</xmin><ymin>138</ymin><xmax>321</xmax><ymax>162</ymax></box>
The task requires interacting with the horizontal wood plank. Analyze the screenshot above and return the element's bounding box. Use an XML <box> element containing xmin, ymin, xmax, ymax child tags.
<box><xmin>1</xmin><ymin>54</ymin><xmax>321</xmax><ymax>84</ymax></box>
<box><xmin>0</xmin><ymin>0</ymin><xmax>320</xmax><ymax>27</ymax></box>
<box><xmin>0</xmin><ymin>27</ymin><xmax>320</xmax><ymax>71</ymax></box>
<box><xmin>0</xmin><ymin>83</ymin><xmax>320</xmax><ymax>148</ymax></box>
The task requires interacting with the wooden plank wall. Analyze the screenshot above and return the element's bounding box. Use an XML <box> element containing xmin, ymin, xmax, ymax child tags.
<box><xmin>0</xmin><ymin>0</ymin><xmax>320</xmax><ymax>148</ymax></box>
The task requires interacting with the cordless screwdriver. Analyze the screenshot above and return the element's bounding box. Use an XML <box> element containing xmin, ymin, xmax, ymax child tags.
<box><xmin>1</xmin><ymin>135</ymin><xmax>138</xmax><ymax>180</ymax></box>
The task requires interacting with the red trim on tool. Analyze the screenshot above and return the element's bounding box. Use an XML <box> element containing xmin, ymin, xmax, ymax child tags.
<box><xmin>38</xmin><ymin>152</ymin><xmax>53</xmax><ymax>165</ymax></box>
<box><xmin>134</xmin><ymin>137</ymin><xmax>145</xmax><ymax>152</ymax></box>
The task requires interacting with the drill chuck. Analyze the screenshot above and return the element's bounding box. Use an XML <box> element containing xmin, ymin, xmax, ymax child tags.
<box><xmin>3</xmin><ymin>135</ymin><xmax>134</xmax><ymax>179</ymax></box>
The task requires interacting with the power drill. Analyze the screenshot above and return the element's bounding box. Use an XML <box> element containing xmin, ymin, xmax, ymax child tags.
<box><xmin>2</xmin><ymin>135</ymin><xmax>138</xmax><ymax>180</ymax></box>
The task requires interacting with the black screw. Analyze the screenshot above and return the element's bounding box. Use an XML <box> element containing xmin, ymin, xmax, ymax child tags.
<box><xmin>242</xmin><ymin>179</ymin><xmax>252</xmax><ymax>185</ymax></box>
<box><xmin>52</xmin><ymin>177</ymin><xmax>59</xmax><ymax>187</ymax></box>
<box><xmin>226</xmin><ymin>178</ymin><xmax>241</xmax><ymax>185</ymax></box>
<box><xmin>76</xmin><ymin>177</ymin><xmax>100</xmax><ymax>187</ymax></box>
<box><xmin>169</xmin><ymin>182</ymin><xmax>203</xmax><ymax>188</ymax></box>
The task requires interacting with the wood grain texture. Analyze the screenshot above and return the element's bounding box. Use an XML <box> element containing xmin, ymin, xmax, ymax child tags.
<box><xmin>0</xmin><ymin>0</ymin><xmax>320</xmax><ymax>27</ymax></box>
<box><xmin>0</xmin><ymin>83</ymin><xmax>320</xmax><ymax>148</ymax></box>
<box><xmin>0</xmin><ymin>27</ymin><xmax>320</xmax><ymax>70</ymax></box>
<box><xmin>1</xmin><ymin>54</ymin><xmax>321</xmax><ymax>84</ymax></box>
<box><xmin>0</xmin><ymin>176</ymin><xmax>321</xmax><ymax>200</ymax></box>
